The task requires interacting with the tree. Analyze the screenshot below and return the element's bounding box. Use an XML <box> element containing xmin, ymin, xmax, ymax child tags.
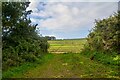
<box><xmin>2</xmin><ymin>2</ymin><xmax>49</xmax><ymax>71</ymax></box>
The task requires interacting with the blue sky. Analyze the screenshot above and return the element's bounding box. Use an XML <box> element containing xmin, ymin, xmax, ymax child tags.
<box><xmin>27</xmin><ymin>0</ymin><xmax>118</xmax><ymax>39</ymax></box>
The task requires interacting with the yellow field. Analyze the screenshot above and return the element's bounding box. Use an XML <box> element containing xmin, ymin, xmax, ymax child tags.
<box><xmin>48</xmin><ymin>39</ymin><xmax>87</xmax><ymax>53</ymax></box>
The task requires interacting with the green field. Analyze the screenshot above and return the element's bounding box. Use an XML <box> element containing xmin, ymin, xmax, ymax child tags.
<box><xmin>48</xmin><ymin>39</ymin><xmax>87</xmax><ymax>53</ymax></box>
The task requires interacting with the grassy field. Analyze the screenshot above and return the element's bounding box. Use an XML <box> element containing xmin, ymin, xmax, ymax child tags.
<box><xmin>48</xmin><ymin>39</ymin><xmax>87</xmax><ymax>53</ymax></box>
<box><xmin>2</xmin><ymin>39</ymin><xmax>119</xmax><ymax>78</ymax></box>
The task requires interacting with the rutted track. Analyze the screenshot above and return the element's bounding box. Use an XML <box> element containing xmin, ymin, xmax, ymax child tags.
<box><xmin>4</xmin><ymin>39</ymin><xmax>119</xmax><ymax>78</ymax></box>
<box><xmin>20</xmin><ymin>53</ymin><xmax>119</xmax><ymax>78</ymax></box>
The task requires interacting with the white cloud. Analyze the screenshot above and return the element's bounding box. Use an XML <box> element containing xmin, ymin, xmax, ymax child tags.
<box><xmin>27</xmin><ymin>0</ymin><xmax>39</xmax><ymax>12</ymax></box>
<box><xmin>28</xmin><ymin>1</ymin><xmax>118</xmax><ymax>38</ymax></box>
<box><xmin>29</xmin><ymin>0</ymin><xmax>119</xmax><ymax>2</ymax></box>
<box><xmin>38</xmin><ymin>3</ymin><xmax>86</xmax><ymax>31</ymax></box>
<box><xmin>38</xmin><ymin>2</ymin><xmax>117</xmax><ymax>31</ymax></box>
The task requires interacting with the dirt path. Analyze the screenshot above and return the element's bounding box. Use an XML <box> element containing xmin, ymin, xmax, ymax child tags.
<box><xmin>19</xmin><ymin>53</ymin><xmax>118</xmax><ymax>78</ymax></box>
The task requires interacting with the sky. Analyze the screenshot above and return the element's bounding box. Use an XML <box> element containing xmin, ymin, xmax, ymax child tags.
<box><xmin>27</xmin><ymin>0</ymin><xmax>119</xmax><ymax>39</ymax></box>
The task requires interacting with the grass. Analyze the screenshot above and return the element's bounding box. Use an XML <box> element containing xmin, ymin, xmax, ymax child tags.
<box><xmin>8</xmin><ymin>53</ymin><xmax>119</xmax><ymax>78</ymax></box>
<box><xmin>2</xmin><ymin>53</ymin><xmax>54</xmax><ymax>78</ymax></box>
<box><xmin>81</xmin><ymin>50</ymin><xmax>120</xmax><ymax>73</ymax></box>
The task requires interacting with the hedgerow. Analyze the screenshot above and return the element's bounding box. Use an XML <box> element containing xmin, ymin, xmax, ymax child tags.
<box><xmin>2</xmin><ymin>2</ymin><xmax>49</xmax><ymax>71</ymax></box>
<box><xmin>82</xmin><ymin>11</ymin><xmax>120</xmax><ymax>71</ymax></box>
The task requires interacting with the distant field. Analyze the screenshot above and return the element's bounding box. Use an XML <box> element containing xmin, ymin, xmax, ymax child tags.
<box><xmin>48</xmin><ymin>39</ymin><xmax>87</xmax><ymax>53</ymax></box>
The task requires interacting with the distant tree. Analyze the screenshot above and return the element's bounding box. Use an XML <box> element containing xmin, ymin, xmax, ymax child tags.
<box><xmin>45</xmin><ymin>36</ymin><xmax>56</xmax><ymax>40</ymax></box>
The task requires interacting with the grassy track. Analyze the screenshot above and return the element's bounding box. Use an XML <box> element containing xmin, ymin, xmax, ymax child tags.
<box><xmin>3</xmin><ymin>39</ymin><xmax>119</xmax><ymax>78</ymax></box>
<box><xmin>11</xmin><ymin>53</ymin><xmax>119</xmax><ymax>78</ymax></box>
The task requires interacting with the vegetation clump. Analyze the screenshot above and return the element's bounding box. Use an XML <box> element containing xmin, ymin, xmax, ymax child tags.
<box><xmin>82</xmin><ymin>11</ymin><xmax>120</xmax><ymax>75</ymax></box>
<box><xmin>2</xmin><ymin>2</ymin><xmax>49</xmax><ymax>71</ymax></box>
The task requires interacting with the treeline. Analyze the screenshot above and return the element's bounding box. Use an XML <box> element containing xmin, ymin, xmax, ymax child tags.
<box><xmin>2</xmin><ymin>2</ymin><xmax>49</xmax><ymax>71</ymax></box>
<box><xmin>82</xmin><ymin>11</ymin><xmax>120</xmax><ymax>68</ymax></box>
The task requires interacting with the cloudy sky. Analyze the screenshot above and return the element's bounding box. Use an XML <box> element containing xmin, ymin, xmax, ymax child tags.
<box><xmin>27</xmin><ymin>0</ymin><xmax>119</xmax><ymax>39</ymax></box>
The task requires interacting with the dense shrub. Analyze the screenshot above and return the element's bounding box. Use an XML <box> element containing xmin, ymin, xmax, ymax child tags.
<box><xmin>82</xmin><ymin>11</ymin><xmax>120</xmax><ymax>71</ymax></box>
<box><xmin>2</xmin><ymin>2</ymin><xmax>49</xmax><ymax>71</ymax></box>
<box><xmin>86</xmin><ymin>11</ymin><xmax>120</xmax><ymax>54</ymax></box>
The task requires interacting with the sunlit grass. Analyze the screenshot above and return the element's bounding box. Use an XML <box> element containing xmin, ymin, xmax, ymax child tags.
<box><xmin>19</xmin><ymin>53</ymin><xmax>119</xmax><ymax>78</ymax></box>
<box><xmin>48</xmin><ymin>39</ymin><xmax>86</xmax><ymax>53</ymax></box>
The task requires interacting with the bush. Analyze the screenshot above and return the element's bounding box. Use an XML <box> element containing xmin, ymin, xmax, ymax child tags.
<box><xmin>81</xmin><ymin>11</ymin><xmax>120</xmax><ymax>70</ymax></box>
<box><xmin>22</xmin><ymin>54</ymin><xmax>39</xmax><ymax>62</ymax></box>
<box><xmin>86</xmin><ymin>11</ymin><xmax>120</xmax><ymax>54</ymax></box>
<box><xmin>2</xmin><ymin>2</ymin><xmax>49</xmax><ymax>71</ymax></box>
<box><xmin>81</xmin><ymin>49</ymin><xmax>119</xmax><ymax>68</ymax></box>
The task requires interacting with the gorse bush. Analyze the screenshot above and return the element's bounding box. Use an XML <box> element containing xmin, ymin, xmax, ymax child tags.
<box><xmin>82</xmin><ymin>11</ymin><xmax>120</xmax><ymax>71</ymax></box>
<box><xmin>2</xmin><ymin>2</ymin><xmax>49</xmax><ymax>71</ymax></box>
<box><xmin>86</xmin><ymin>11</ymin><xmax>120</xmax><ymax>54</ymax></box>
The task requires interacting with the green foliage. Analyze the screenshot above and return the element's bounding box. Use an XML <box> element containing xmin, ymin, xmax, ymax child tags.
<box><xmin>81</xmin><ymin>50</ymin><xmax>119</xmax><ymax>67</ymax></box>
<box><xmin>86</xmin><ymin>11</ymin><xmax>120</xmax><ymax>53</ymax></box>
<box><xmin>82</xmin><ymin>11</ymin><xmax>120</xmax><ymax>76</ymax></box>
<box><xmin>2</xmin><ymin>2</ymin><xmax>49</xmax><ymax>71</ymax></box>
<box><xmin>21</xmin><ymin>54</ymin><xmax>38</xmax><ymax>62</ymax></box>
